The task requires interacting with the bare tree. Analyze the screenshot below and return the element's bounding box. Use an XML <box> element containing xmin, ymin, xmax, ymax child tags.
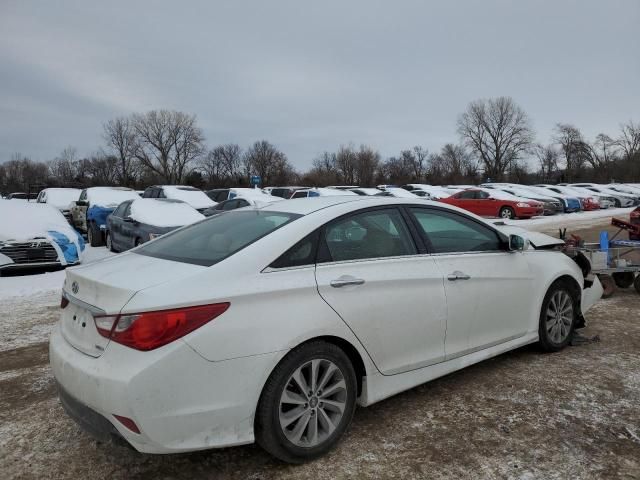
<box><xmin>587</xmin><ymin>133</ymin><xmax>618</xmax><ymax>171</ymax></box>
<box><xmin>103</xmin><ymin>117</ymin><xmax>137</xmax><ymax>186</ymax></box>
<box><xmin>553</xmin><ymin>124</ymin><xmax>590</xmax><ymax>181</ymax></box>
<box><xmin>534</xmin><ymin>144</ymin><xmax>559</xmax><ymax>182</ymax></box>
<box><xmin>429</xmin><ymin>144</ymin><xmax>478</xmax><ymax>184</ymax></box>
<box><xmin>354</xmin><ymin>145</ymin><xmax>380</xmax><ymax>186</ymax></box>
<box><xmin>131</xmin><ymin>110</ymin><xmax>205</xmax><ymax>183</ymax></box>
<box><xmin>615</xmin><ymin>120</ymin><xmax>640</xmax><ymax>161</ymax></box>
<box><xmin>243</xmin><ymin>140</ymin><xmax>294</xmax><ymax>185</ymax></box>
<box><xmin>200</xmin><ymin>144</ymin><xmax>242</xmax><ymax>186</ymax></box>
<box><xmin>457</xmin><ymin>97</ymin><xmax>534</xmax><ymax>181</ymax></box>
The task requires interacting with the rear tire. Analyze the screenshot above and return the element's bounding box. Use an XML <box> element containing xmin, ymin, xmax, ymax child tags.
<box><xmin>499</xmin><ymin>206</ymin><xmax>515</xmax><ymax>219</ymax></box>
<box><xmin>538</xmin><ymin>280</ymin><xmax>577</xmax><ymax>352</ymax></box>
<box><xmin>255</xmin><ymin>341</ymin><xmax>357</xmax><ymax>463</ymax></box>
<box><xmin>88</xmin><ymin>222</ymin><xmax>104</xmax><ymax>247</ymax></box>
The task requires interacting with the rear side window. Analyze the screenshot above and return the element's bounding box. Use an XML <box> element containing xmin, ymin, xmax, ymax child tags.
<box><xmin>270</xmin><ymin>231</ymin><xmax>319</xmax><ymax>269</ymax></box>
<box><xmin>136</xmin><ymin>211</ymin><xmax>300</xmax><ymax>266</ymax></box>
<box><xmin>322</xmin><ymin>209</ymin><xmax>416</xmax><ymax>262</ymax></box>
<box><xmin>409</xmin><ymin>208</ymin><xmax>503</xmax><ymax>253</ymax></box>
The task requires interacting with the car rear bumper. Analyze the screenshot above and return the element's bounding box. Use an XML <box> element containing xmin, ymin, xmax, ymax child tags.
<box><xmin>49</xmin><ymin>324</ymin><xmax>285</xmax><ymax>453</ymax></box>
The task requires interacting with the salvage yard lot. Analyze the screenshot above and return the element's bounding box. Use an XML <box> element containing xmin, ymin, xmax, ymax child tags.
<box><xmin>1</xmin><ymin>216</ymin><xmax>639</xmax><ymax>479</ymax></box>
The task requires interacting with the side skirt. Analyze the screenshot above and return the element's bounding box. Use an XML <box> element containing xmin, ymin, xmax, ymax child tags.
<box><xmin>358</xmin><ymin>333</ymin><xmax>539</xmax><ymax>407</ymax></box>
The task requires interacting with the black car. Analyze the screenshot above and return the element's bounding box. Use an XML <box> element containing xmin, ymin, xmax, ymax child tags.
<box><xmin>202</xmin><ymin>198</ymin><xmax>253</xmax><ymax>216</ymax></box>
<box><xmin>105</xmin><ymin>198</ymin><xmax>204</xmax><ymax>252</ymax></box>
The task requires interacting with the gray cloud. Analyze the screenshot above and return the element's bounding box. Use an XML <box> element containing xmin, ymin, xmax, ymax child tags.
<box><xmin>1</xmin><ymin>0</ymin><xmax>638</xmax><ymax>169</ymax></box>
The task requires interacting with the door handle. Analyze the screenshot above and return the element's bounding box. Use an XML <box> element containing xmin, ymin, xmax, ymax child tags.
<box><xmin>330</xmin><ymin>277</ymin><xmax>365</xmax><ymax>288</ymax></box>
<box><xmin>447</xmin><ymin>271</ymin><xmax>471</xmax><ymax>281</ymax></box>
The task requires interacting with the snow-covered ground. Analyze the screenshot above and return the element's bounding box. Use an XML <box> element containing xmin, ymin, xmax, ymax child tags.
<box><xmin>0</xmin><ymin>246</ymin><xmax>114</xmax><ymax>300</ymax></box>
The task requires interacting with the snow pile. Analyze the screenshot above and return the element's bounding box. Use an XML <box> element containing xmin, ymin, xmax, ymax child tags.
<box><xmin>383</xmin><ymin>188</ymin><xmax>420</xmax><ymax>198</ymax></box>
<box><xmin>231</xmin><ymin>188</ymin><xmax>283</xmax><ymax>206</ymax></box>
<box><xmin>87</xmin><ymin>187</ymin><xmax>139</xmax><ymax>207</ymax></box>
<box><xmin>0</xmin><ymin>246</ymin><xmax>114</xmax><ymax>300</ymax></box>
<box><xmin>39</xmin><ymin>188</ymin><xmax>81</xmax><ymax>210</ymax></box>
<box><xmin>0</xmin><ymin>201</ymin><xmax>77</xmax><ymax>242</ymax></box>
<box><xmin>129</xmin><ymin>199</ymin><xmax>205</xmax><ymax>227</ymax></box>
<box><xmin>313</xmin><ymin>188</ymin><xmax>358</xmax><ymax>197</ymax></box>
<box><xmin>162</xmin><ymin>186</ymin><xmax>215</xmax><ymax>209</ymax></box>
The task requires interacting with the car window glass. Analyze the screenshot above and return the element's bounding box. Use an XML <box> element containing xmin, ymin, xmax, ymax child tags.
<box><xmin>123</xmin><ymin>203</ymin><xmax>132</xmax><ymax>217</ymax></box>
<box><xmin>476</xmin><ymin>191</ymin><xmax>490</xmax><ymax>199</ymax></box>
<box><xmin>323</xmin><ymin>209</ymin><xmax>416</xmax><ymax>262</ymax></box>
<box><xmin>237</xmin><ymin>199</ymin><xmax>250</xmax><ymax>208</ymax></box>
<box><xmin>458</xmin><ymin>191</ymin><xmax>476</xmax><ymax>199</ymax></box>
<box><xmin>136</xmin><ymin>211</ymin><xmax>300</xmax><ymax>266</ymax></box>
<box><xmin>113</xmin><ymin>204</ymin><xmax>125</xmax><ymax>217</ymax></box>
<box><xmin>410</xmin><ymin>208</ymin><xmax>503</xmax><ymax>253</ymax></box>
<box><xmin>223</xmin><ymin>200</ymin><xmax>237</xmax><ymax>210</ymax></box>
<box><xmin>79</xmin><ymin>190</ymin><xmax>87</xmax><ymax>201</ymax></box>
<box><xmin>292</xmin><ymin>191</ymin><xmax>307</xmax><ymax>199</ymax></box>
<box><xmin>157</xmin><ymin>189</ymin><xmax>166</xmax><ymax>199</ymax></box>
<box><xmin>270</xmin><ymin>231</ymin><xmax>319</xmax><ymax>269</ymax></box>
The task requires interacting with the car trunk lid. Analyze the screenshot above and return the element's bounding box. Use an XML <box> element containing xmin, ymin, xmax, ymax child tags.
<box><xmin>60</xmin><ymin>252</ymin><xmax>205</xmax><ymax>357</ymax></box>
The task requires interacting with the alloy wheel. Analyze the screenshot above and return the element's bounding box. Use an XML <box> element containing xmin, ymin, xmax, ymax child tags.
<box><xmin>545</xmin><ymin>290</ymin><xmax>573</xmax><ymax>343</ymax></box>
<box><xmin>279</xmin><ymin>359</ymin><xmax>347</xmax><ymax>448</ymax></box>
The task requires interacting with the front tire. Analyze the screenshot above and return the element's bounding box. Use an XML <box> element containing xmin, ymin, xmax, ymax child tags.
<box><xmin>105</xmin><ymin>232</ymin><xmax>116</xmax><ymax>252</ymax></box>
<box><xmin>88</xmin><ymin>222</ymin><xmax>104</xmax><ymax>247</ymax></box>
<box><xmin>538</xmin><ymin>281</ymin><xmax>577</xmax><ymax>352</ymax></box>
<box><xmin>499</xmin><ymin>206</ymin><xmax>515</xmax><ymax>219</ymax></box>
<box><xmin>255</xmin><ymin>341</ymin><xmax>357</xmax><ymax>463</ymax></box>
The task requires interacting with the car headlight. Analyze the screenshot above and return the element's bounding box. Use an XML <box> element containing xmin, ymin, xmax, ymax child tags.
<box><xmin>516</xmin><ymin>202</ymin><xmax>531</xmax><ymax>208</ymax></box>
<box><xmin>148</xmin><ymin>233</ymin><xmax>163</xmax><ymax>240</ymax></box>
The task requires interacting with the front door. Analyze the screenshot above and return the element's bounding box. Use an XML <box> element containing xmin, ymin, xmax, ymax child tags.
<box><xmin>314</xmin><ymin>207</ymin><xmax>447</xmax><ymax>375</ymax></box>
<box><xmin>407</xmin><ymin>207</ymin><xmax>535</xmax><ymax>358</ymax></box>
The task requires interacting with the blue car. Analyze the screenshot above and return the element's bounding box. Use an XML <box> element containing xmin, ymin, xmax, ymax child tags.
<box><xmin>70</xmin><ymin>187</ymin><xmax>140</xmax><ymax>246</ymax></box>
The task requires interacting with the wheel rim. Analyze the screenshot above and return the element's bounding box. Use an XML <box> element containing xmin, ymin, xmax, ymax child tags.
<box><xmin>545</xmin><ymin>290</ymin><xmax>573</xmax><ymax>344</ymax></box>
<box><xmin>501</xmin><ymin>208</ymin><xmax>513</xmax><ymax>219</ymax></box>
<box><xmin>279</xmin><ymin>359</ymin><xmax>347</xmax><ymax>448</ymax></box>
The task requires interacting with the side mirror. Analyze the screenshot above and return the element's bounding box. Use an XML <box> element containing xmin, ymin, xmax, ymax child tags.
<box><xmin>123</xmin><ymin>216</ymin><xmax>134</xmax><ymax>223</ymax></box>
<box><xmin>508</xmin><ymin>234</ymin><xmax>528</xmax><ymax>252</ymax></box>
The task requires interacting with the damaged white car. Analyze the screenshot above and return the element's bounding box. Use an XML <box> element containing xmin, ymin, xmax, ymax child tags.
<box><xmin>50</xmin><ymin>197</ymin><xmax>602</xmax><ymax>463</ymax></box>
<box><xmin>0</xmin><ymin>200</ymin><xmax>85</xmax><ymax>274</ymax></box>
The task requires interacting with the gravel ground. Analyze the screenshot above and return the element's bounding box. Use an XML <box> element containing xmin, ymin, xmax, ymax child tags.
<box><xmin>1</xmin><ymin>222</ymin><xmax>639</xmax><ymax>480</ymax></box>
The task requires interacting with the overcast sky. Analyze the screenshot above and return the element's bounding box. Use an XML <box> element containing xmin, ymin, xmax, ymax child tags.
<box><xmin>1</xmin><ymin>0</ymin><xmax>638</xmax><ymax>169</ymax></box>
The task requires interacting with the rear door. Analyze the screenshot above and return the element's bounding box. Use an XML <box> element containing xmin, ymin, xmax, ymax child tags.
<box><xmin>315</xmin><ymin>207</ymin><xmax>447</xmax><ymax>375</ymax></box>
<box><xmin>407</xmin><ymin>207</ymin><xmax>534</xmax><ymax>358</ymax></box>
<box><xmin>109</xmin><ymin>203</ymin><xmax>126</xmax><ymax>248</ymax></box>
<box><xmin>120</xmin><ymin>202</ymin><xmax>136</xmax><ymax>249</ymax></box>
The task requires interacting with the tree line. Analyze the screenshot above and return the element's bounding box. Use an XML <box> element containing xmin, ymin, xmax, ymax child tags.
<box><xmin>1</xmin><ymin>97</ymin><xmax>639</xmax><ymax>194</ymax></box>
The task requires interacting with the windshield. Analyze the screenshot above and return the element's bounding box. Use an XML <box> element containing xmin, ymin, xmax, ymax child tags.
<box><xmin>135</xmin><ymin>210</ymin><xmax>300</xmax><ymax>266</ymax></box>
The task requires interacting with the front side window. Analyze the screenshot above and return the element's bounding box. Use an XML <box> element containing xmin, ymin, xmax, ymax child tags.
<box><xmin>136</xmin><ymin>210</ymin><xmax>300</xmax><ymax>266</ymax></box>
<box><xmin>112</xmin><ymin>203</ymin><xmax>126</xmax><ymax>218</ymax></box>
<box><xmin>292</xmin><ymin>191</ymin><xmax>307</xmax><ymax>199</ymax></box>
<box><xmin>322</xmin><ymin>209</ymin><xmax>416</xmax><ymax>262</ymax></box>
<box><xmin>457</xmin><ymin>191</ymin><xmax>476</xmax><ymax>199</ymax></box>
<box><xmin>409</xmin><ymin>208</ymin><xmax>503</xmax><ymax>253</ymax></box>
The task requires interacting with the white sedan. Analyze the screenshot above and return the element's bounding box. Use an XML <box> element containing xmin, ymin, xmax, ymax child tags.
<box><xmin>50</xmin><ymin>196</ymin><xmax>603</xmax><ymax>463</ymax></box>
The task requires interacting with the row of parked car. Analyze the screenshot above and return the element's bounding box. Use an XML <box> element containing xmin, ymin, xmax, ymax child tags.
<box><xmin>2</xmin><ymin>181</ymin><xmax>639</xmax><ymax>273</ymax></box>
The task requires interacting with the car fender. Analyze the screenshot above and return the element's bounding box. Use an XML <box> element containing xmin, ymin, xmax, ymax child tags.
<box><xmin>123</xmin><ymin>266</ymin><xmax>378</xmax><ymax>376</ymax></box>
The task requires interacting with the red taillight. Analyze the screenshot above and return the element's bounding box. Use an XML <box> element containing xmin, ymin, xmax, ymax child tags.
<box><xmin>60</xmin><ymin>294</ymin><xmax>69</xmax><ymax>309</ymax></box>
<box><xmin>94</xmin><ymin>303</ymin><xmax>229</xmax><ymax>351</ymax></box>
<box><xmin>113</xmin><ymin>414</ymin><xmax>141</xmax><ymax>434</ymax></box>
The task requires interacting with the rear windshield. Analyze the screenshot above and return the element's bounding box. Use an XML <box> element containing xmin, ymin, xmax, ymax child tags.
<box><xmin>136</xmin><ymin>210</ymin><xmax>300</xmax><ymax>266</ymax></box>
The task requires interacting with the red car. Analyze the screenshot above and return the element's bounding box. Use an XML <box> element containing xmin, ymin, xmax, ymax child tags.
<box><xmin>439</xmin><ymin>189</ymin><xmax>544</xmax><ymax>219</ymax></box>
<box><xmin>631</xmin><ymin>207</ymin><xmax>640</xmax><ymax>240</ymax></box>
<box><xmin>580</xmin><ymin>196</ymin><xmax>601</xmax><ymax>211</ymax></box>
